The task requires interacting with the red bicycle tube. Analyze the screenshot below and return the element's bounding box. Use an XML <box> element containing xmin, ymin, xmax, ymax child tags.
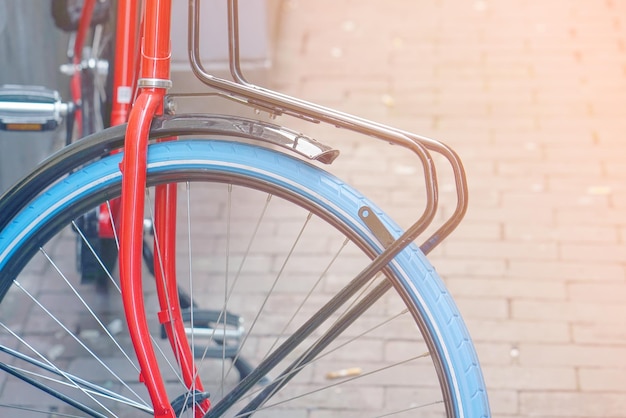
<box><xmin>120</xmin><ymin>0</ymin><xmax>172</xmax><ymax>414</ymax></box>
<box><xmin>120</xmin><ymin>90</ymin><xmax>174</xmax><ymax>418</ymax></box>
<box><xmin>70</xmin><ymin>69</ymin><xmax>81</xmax><ymax>135</ymax></box>
<box><xmin>71</xmin><ymin>0</ymin><xmax>96</xmax><ymax>136</ymax></box>
<box><xmin>144</xmin><ymin>0</ymin><xmax>210</xmax><ymax>408</ymax></box>
<box><xmin>110</xmin><ymin>0</ymin><xmax>140</xmax><ymax>126</ymax></box>
<box><xmin>120</xmin><ymin>0</ymin><xmax>210</xmax><ymax>416</ymax></box>
<box><xmin>141</xmin><ymin>0</ymin><xmax>172</xmax><ymax>81</ymax></box>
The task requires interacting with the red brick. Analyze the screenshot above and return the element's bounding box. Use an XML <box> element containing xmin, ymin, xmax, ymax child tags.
<box><xmin>517</xmin><ymin>343</ymin><xmax>626</xmax><ymax>368</ymax></box>
<box><xmin>466</xmin><ymin>319</ymin><xmax>571</xmax><ymax>343</ymax></box>
<box><xmin>572</xmin><ymin>322</ymin><xmax>626</xmax><ymax>345</ymax></box>
<box><xmin>482</xmin><ymin>365</ymin><xmax>577</xmax><ymax>390</ymax></box>
<box><xmin>567</xmin><ymin>282</ymin><xmax>626</xmax><ymax>303</ymax></box>
<box><xmin>520</xmin><ymin>392</ymin><xmax>626</xmax><ymax>417</ymax></box>
<box><xmin>511</xmin><ymin>300</ymin><xmax>626</xmax><ymax>323</ymax></box>
<box><xmin>579</xmin><ymin>368</ymin><xmax>626</xmax><ymax>392</ymax></box>
<box><xmin>560</xmin><ymin>243</ymin><xmax>626</xmax><ymax>263</ymax></box>
<box><xmin>446</xmin><ymin>277</ymin><xmax>566</xmax><ymax>300</ymax></box>
<box><xmin>444</xmin><ymin>240</ymin><xmax>559</xmax><ymax>261</ymax></box>
<box><xmin>506</xmin><ymin>260</ymin><xmax>625</xmax><ymax>281</ymax></box>
<box><xmin>505</xmin><ymin>223</ymin><xmax>619</xmax><ymax>244</ymax></box>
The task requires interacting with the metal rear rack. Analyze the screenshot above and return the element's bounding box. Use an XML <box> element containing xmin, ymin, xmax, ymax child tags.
<box><xmin>185</xmin><ymin>0</ymin><xmax>468</xmax><ymax>257</ymax></box>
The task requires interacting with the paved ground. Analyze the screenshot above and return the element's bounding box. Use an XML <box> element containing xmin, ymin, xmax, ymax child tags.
<box><xmin>266</xmin><ymin>0</ymin><xmax>626</xmax><ymax>417</ymax></box>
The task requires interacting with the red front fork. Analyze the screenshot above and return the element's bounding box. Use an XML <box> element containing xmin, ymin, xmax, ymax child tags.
<box><xmin>118</xmin><ymin>0</ymin><xmax>209</xmax><ymax>416</ymax></box>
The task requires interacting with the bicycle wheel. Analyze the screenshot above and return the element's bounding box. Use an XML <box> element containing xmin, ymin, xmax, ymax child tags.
<box><xmin>0</xmin><ymin>139</ymin><xmax>489</xmax><ymax>417</ymax></box>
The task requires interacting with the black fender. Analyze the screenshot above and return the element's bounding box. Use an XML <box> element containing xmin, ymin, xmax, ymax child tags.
<box><xmin>0</xmin><ymin>114</ymin><xmax>338</xmax><ymax>232</ymax></box>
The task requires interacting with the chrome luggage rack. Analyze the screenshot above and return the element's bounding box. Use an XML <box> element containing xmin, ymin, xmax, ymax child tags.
<box><xmin>183</xmin><ymin>0</ymin><xmax>468</xmax><ymax>259</ymax></box>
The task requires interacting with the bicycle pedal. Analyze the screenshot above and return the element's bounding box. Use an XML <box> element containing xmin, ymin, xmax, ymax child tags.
<box><xmin>181</xmin><ymin>309</ymin><xmax>244</xmax><ymax>341</ymax></box>
<box><xmin>0</xmin><ymin>85</ymin><xmax>71</xmax><ymax>132</ymax></box>
<box><xmin>159</xmin><ymin>309</ymin><xmax>244</xmax><ymax>341</ymax></box>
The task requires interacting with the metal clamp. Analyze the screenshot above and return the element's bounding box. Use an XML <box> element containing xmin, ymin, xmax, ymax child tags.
<box><xmin>137</xmin><ymin>78</ymin><xmax>173</xmax><ymax>89</ymax></box>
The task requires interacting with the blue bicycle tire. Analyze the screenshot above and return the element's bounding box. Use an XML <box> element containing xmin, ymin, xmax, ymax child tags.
<box><xmin>0</xmin><ymin>139</ymin><xmax>489</xmax><ymax>417</ymax></box>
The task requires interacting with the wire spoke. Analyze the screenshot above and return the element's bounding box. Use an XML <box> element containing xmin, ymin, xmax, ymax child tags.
<box><xmin>374</xmin><ymin>401</ymin><xmax>445</xmax><ymax>417</ymax></box>
<box><xmin>234</xmin><ymin>275</ymin><xmax>394</xmax><ymax>415</ymax></box>
<box><xmin>71</xmin><ymin>220</ymin><xmax>120</xmax><ymax>292</ymax></box>
<box><xmin>220</xmin><ymin>183</ymin><xmax>233</xmax><ymax>398</ymax></box>
<box><xmin>223</xmin><ymin>211</ymin><xmax>313</xmax><ymax>382</ymax></box>
<box><xmin>245</xmin><ymin>353</ymin><xmax>431</xmax><ymax>415</ymax></box>
<box><xmin>40</xmin><ymin>246</ymin><xmax>138</xmax><ymax>373</ymax></box>
<box><xmin>191</xmin><ymin>192</ymin><xmax>273</xmax><ymax>374</ymax></box>
<box><xmin>236</xmin><ymin>307</ymin><xmax>414</xmax><ymax>407</ymax></box>
<box><xmin>261</xmin><ymin>237</ymin><xmax>350</xmax><ymax>361</ymax></box>
<box><xmin>0</xmin><ymin>403</ymin><xmax>92</xmax><ymax>417</ymax></box>
<box><xmin>10</xmin><ymin>281</ymin><xmax>141</xmax><ymax>415</ymax></box>
<box><xmin>4</xmin><ymin>362</ymin><xmax>150</xmax><ymax>412</ymax></box>
<box><xmin>104</xmin><ymin>200</ymin><xmax>120</xmax><ymax>250</ymax></box>
<box><xmin>0</xmin><ymin>342</ymin><xmax>150</xmax><ymax>411</ymax></box>
<box><xmin>186</xmin><ymin>181</ymin><xmax>198</xmax><ymax>405</ymax></box>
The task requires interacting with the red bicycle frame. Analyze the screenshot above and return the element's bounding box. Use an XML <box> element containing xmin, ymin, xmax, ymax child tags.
<box><xmin>105</xmin><ymin>1</ymin><xmax>209</xmax><ymax>416</ymax></box>
<box><xmin>70</xmin><ymin>0</ymin><xmax>95</xmax><ymax>136</ymax></box>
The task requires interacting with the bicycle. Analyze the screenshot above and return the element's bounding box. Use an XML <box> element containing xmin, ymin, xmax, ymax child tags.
<box><xmin>0</xmin><ymin>0</ymin><xmax>490</xmax><ymax>416</ymax></box>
